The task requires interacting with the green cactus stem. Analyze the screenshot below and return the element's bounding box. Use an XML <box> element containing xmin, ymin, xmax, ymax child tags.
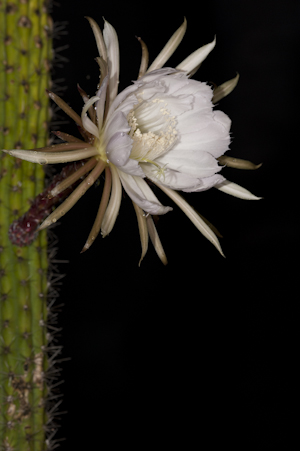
<box><xmin>0</xmin><ymin>1</ymin><xmax>52</xmax><ymax>450</ymax></box>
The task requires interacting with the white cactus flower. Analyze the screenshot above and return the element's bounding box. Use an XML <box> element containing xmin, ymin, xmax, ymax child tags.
<box><xmin>2</xmin><ymin>18</ymin><xmax>261</xmax><ymax>265</ymax></box>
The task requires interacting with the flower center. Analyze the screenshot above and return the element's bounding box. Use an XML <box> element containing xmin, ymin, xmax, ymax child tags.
<box><xmin>127</xmin><ymin>97</ymin><xmax>178</xmax><ymax>164</ymax></box>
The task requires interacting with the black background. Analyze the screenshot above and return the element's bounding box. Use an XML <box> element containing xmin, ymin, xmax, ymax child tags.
<box><xmin>48</xmin><ymin>0</ymin><xmax>298</xmax><ymax>448</ymax></box>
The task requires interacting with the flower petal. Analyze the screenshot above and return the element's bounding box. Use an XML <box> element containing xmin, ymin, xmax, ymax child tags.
<box><xmin>168</xmin><ymin>112</ymin><xmax>231</xmax><ymax>160</ymax></box>
<box><xmin>147</xmin><ymin>18</ymin><xmax>187</xmax><ymax>72</ymax></box>
<box><xmin>47</xmin><ymin>90</ymin><xmax>83</xmax><ymax>127</ymax></box>
<box><xmin>116</xmin><ymin>158</ymin><xmax>145</xmax><ymax>177</ymax></box>
<box><xmin>215</xmin><ymin>180</ymin><xmax>262</xmax><ymax>200</ymax></box>
<box><xmin>50</xmin><ymin>157</ymin><xmax>98</xmax><ymax>198</ymax></box>
<box><xmin>101</xmin><ymin>164</ymin><xmax>122</xmax><ymax>237</ymax></box>
<box><xmin>176</xmin><ymin>36</ymin><xmax>216</xmax><ymax>74</ymax></box>
<box><xmin>106</xmin><ymin>132</ymin><xmax>132</xmax><ymax>166</ymax></box>
<box><xmin>85</xmin><ymin>16</ymin><xmax>107</xmax><ymax>61</ymax></box>
<box><xmin>81</xmin><ymin>166</ymin><xmax>112</xmax><ymax>252</ymax></box>
<box><xmin>212</xmin><ymin>73</ymin><xmax>240</xmax><ymax>104</ymax></box>
<box><xmin>81</xmin><ymin>96</ymin><xmax>101</xmax><ymax>139</ymax></box>
<box><xmin>156</xmin><ymin>150</ymin><xmax>221</xmax><ymax>179</ymax></box>
<box><xmin>160</xmin><ymin>74</ymin><xmax>211</xmax><ymax>99</ymax></box>
<box><xmin>104</xmin><ymin>110</ymin><xmax>131</xmax><ymax>145</ymax></box>
<box><xmin>153</xmin><ymin>181</ymin><xmax>225</xmax><ymax>256</ymax></box>
<box><xmin>137</xmin><ymin>37</ymin><xmax>149</xmax><ymax>79</ymax></box>
<box><xmin>38</xmin><ymin>160</ymin><xmax>106</xmax><ymax>230</ymax></box>
<box><xmin>105</xmin><ymin>84</ymin><xmax>139</xmax><ymax>122</ymax></box>
<box><xmin>141</xmin><ymin>163</ymin><xmax>225</xmax><ymax>192</ymax></box>
<box><xmin>118</xmin><ymin>170</ymin><xmax>172</xmax><ymax>215</ymax></box>
<box><xmin>136</xmin><ymin>67</ymin><xmax>178</xmax><ymax>84</ymax></box>
<box><xmin>183</xmin><ymin>174</ymin><xmax>225</xmax><ymax>192</ymax></box>
<box><xmin>105</xmin><ymin>69</ymin><xmax>178</xmax><ymax>123</ymax></box>
<box><xmin>176</xmin><ymin>109</ymin><xmax>230</xmax><ymax>139</ymax></box>
<box><xmin>132</xmin><ymin>201</ymin><xmax>149</xmax><ymax>266</ymax></box>
<box><xmin>146</xmin><ymin>215</ymin><xmax>168</xmax><ymax>265</ymax></box>
<box><xmin>3</xmin><ymin>147</ymin><xmax>99</xmax><ymax>164</ymax></box>
<box><xmin>95</xmin><ymin>74</ymin><xmax>109</xmax><ymax>130</ymax></box>
<box><xmin>103</xmin><ymin>19</ymin><xmax>120</xmax><ymax>106</ymax></box>
<box><xmin>217</xmin><ymin>155</ymin><xmax>262</xmax><ymax>170</ymax></box>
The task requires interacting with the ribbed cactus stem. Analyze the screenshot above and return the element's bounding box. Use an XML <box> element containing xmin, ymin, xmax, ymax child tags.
<box><xmin>0</xmin><ymin>1</ymin><xmax>52</xmax><ymax>450</ymax></box>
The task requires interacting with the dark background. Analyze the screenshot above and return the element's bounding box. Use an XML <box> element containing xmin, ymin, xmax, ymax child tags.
<box><xmin>48</xmin><ymin>0</ymin><xmax>298</xmax><ymax>448</ymax></box>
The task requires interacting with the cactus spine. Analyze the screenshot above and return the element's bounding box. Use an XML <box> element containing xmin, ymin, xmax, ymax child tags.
<box><xmin>0</xmin><ymin>1</ymin><xmax>52</xmax><ymax>450</ymax></box>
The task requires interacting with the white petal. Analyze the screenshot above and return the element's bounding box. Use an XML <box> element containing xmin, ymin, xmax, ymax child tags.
<box><xmin>215</xmin><ymin>180</ymin><xmax>262</xmax><ymax>200</ymax></box>
<box><xmin>142</xmin><ymin>163</ymin><xmax>225</xmax><ymax>192</ymax></box>
<box><xmin>118</xmin><ymin>170</ymin><xmax>172</xmax><ymax>215</ymax></box>
<box><xmin>170</xmin><ymin>123</ymin><xmax>230</xmax><ymax>160</ymax></box>
<box><xmin>151</xmin><ymin>92</ymin><xmax>194</xmax><ymax>117</ymax></box>
<box><xmin>106</xmin><ymin>132</ymin><xmax>132</xmax><ymax>166</ymax></box>
<box><xmin>116</xmin><ymin>158</ymin><xmax>145</xmax><ymax>177</ymax></box>
<box><xmin>156</xmin><ymin>151</ymin><xmax>221</xmax><ymax>178</ymax></box>
<box><xmin>141</xmin><ymin>162</ymin><xmax>197</xmax><ymax>190</ymax></box>
<box><xmin>147</xmin><ymin>18</ymin><xmax>187</xmax><ymax>72</ymax></box>
<box><xmin>156</xmin><ymin>73</ymin><xmax>190</xmax><ymax>96</ymax></box>
<box><xmin>103</xmin><ymin>19</ymin><xmax>120</xmax><ymax>106</ymax></box>
<box><xmin>104</xmin><ymin>110</ymin><xmax>131</xmax><ymax>145</ymax></box>
<box><xmin>183</xmin><ymin>174</ymin><xmax>226</xmax><ymax>192</ymax></box>
<box><xmin>159</xmin><ymin>74</ymin><xmax>211</xmax><ymax>99</ymax></box>
<box><xmin>105</xmin><ymin>84</ymin><xmax>138</xmax><ymax>123</ymax></box>
<box><xmin>213</xmin><ymin>110</ymin><xmax>232</xmax><ymax>133</ymax></box>
<box><xmin>133</xmin><ymin>82</ymin><xmax>166</xmax><ymax>102</ymax></box>
<box><xmin>101</xmin><ymin>164</ymin><xmax>122</xmax><ymax>237</ymax></box>
<box><xmin>95</xmin><ymin>74</ymin><xmax>109</xmax><ymax>130</ymax></box>
<box><xmin>81</xmin><ymin>96</ymin><xmax>101</xmax><ymax>138</ymax></box>
<box><xmin>177</xmin><ymin>108</ymin><xmax>231</xmax><ymax>138</ymax></box>
<box><xmin>176</xmin><ymin>112</ymin><xmax>216</xmax><ymax>135</ymax></box>
<box><xmin>136</xmin><ymin>67</ymin><xmax>178</xmax><ymax>84</ymax></box>
<box><xmin>176</xmin><ymin>36</ymin><xmax>216</xmax><ymax>74</ymax></box>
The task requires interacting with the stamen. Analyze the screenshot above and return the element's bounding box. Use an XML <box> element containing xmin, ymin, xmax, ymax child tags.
<box><xmin>140</xmin><ymin>158</ymin><xmax>161</xmax><ymax>169</ymax></box>
<box><xmin>140</xmin><ymin>158</ymin><xmax>166</xmax><ymax>180</ymax></box>
<box><xmin>152</xmin><ymin>164</ymin><xmax>167</xmax><ymax>180</ymax></box>
<box><xmin>128</xmin><ymin>101</ymin><xmax>178</xmax><ymax>162</ymax></box>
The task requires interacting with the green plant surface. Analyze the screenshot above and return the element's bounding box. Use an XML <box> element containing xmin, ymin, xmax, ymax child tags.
<box><xmin>0</xmin><ymin>1</ymin><xmax>51</xmax><ymax>449</ymax></box>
